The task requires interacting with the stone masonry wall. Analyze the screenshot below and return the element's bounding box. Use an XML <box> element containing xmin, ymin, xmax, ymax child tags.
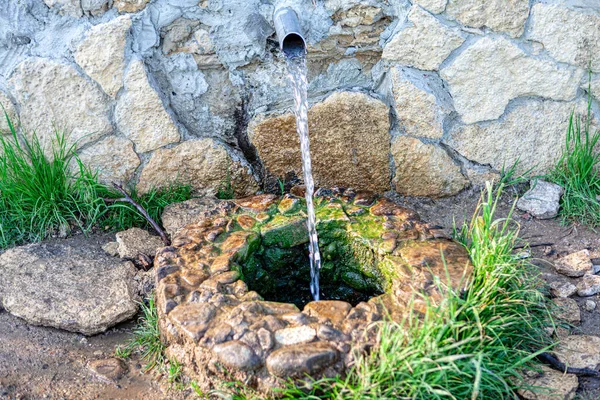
<box><xmin>0</xmin><ymin>0</ymin><xmax>599</xmax><ymax>197</ymax></box>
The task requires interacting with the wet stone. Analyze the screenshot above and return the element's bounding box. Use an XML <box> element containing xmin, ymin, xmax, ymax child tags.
<box><xmin>303</xmin><ymin>300</ymin><xmax>352</xmax><ymax>325</ymax></box>
<box><xmin>235</xmin><ymin>194</ymin><xmax>278</xmax><ymax>213</ymax></box>
<box><xmin>169</xmin><ymin>303</ymin><xmax>216</xmax><ymax>342</ymax></box>
<box><xmin>266</xmin><ymin>342</ymin><xmax>339</xmax><ymax>378</ymax></box>
<box><xmin>274</xmin><ymin>325</ymin><xmax>317</xmax><ymax>346</ymax></box>
<box><xmin>278</xmin><ymin>195</ymin><xmax>301</xmax><ymax>215</ymax></box>
<box><xmin>88</xmin><ymin>358</ymin><xmax>126</xmax><ymax>382</ymax></box>
<box><xmin>213</xmin><ymin>340</ymin><xmax>261</xmax><ymax>371</ymax></box>
<box><xmin>353</xmin><ymin>191</ymin><xmax>376</xmax><ymax>206</ymax></box>
<box><xmin>237</xmin><ymin>215</ymin><xmax>256</xmax><ymax>230</ymax></box>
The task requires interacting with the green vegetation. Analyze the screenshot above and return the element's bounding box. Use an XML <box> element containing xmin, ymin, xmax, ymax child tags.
<box><xmin>499</xmin><ymin>157</ymin><xmax>533</xmax><ymax>188</ymax></box>
<box><xmin>548</xmin><ymin>96</ymin><xmax>600</xmax><ymax>227</ymax></box>
<box><xmin>0</xmin><ymin>114</ymin><xmax>192</xmax><ymax>250</ymax></box>
<box><xmin>217</xmin><ymin>166</ymin><xmax>235</xmax><ymax>200</ymax></box>
<box><xmin>0</xmin><ymin>118</ymin><xmax>105</xmax><ymax>249</ymax></box>
<box><xmin>276</xmin><ymin>184</ymin><xmax>552</xmax><ymax>399</ymax></box>
<box><xmin>115</xmin><ymin>296</ymin><xmax>165</xmax><ymax>371</ymax></box>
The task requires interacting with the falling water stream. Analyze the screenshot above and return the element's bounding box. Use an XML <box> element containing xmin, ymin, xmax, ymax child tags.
<box><xmin>285</xmin><ymin>52</ymin><xmax>322</xmax><ymax>301</ymax></box>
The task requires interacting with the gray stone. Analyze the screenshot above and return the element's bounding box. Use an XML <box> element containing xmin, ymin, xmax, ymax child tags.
<box><xmin>115</xmin><ymin>228</ymin><xmax>164</xmax><ymax>259</ymax></box>
<box><xmin>440</xmin><ymin>36</ymin><xmax>583</xmax><ymax>124</ymax></box>
<box><xmin>516</xmin><ymin>180</ymin><xmax>564</xmax><ymax>219</ymax></box>
<box><xmin>577</xmin><ymin>274</ymin><xmax>600</xmax><ymax>297</ymax></box>
<box><xmin>529</xmin><ymin>4</ymin><xmax>600</xmax><ymax>72</ymax></box>
<box><xmin>584</xmin><ymin>300</ymin><xmax>596</xmax><ymax>312</ymax></box>
<box><xmin>115</xmin><ymin>60</ymin><xmax>181</xmax><ymax>153</ymax></box>
<box><xmin>0</xmin><ymin>90</ymin><xmax>17</xmax><ymax>133</ymax></box>
<box><xmin>43</xmin><ymin>0</ymin><xmax>83</xmax><ymax>17</ymax></box>
<box><xmin>266</xmin><ymin>343</ymin><xmax>339</xmax><ymax>378</ymax></box>
<box><xmin>9</xmin><ymin>58</ymin><xmax>113</xmax><ymax>150</ymax></box>
<box><xmin>549</xmin><ymin>281</ymin><xmax>577</xmax><ymax>298</ymax></box>
<box><xmin>552</xmin><ymin>298</ymin><xmax>580</xmax><ymax>325</ymax></box>
<box><xmin>162</xmin><ymin>197</ymin><xmax>221</xmax><ymax>238</ymax></box>
<box><xmin>446</xmin><ymin>0</ymin><xmax>530</xmax><ymax>38</ymax></box>
<box><xmin>102</xmin><ymin>242</ymin><xmax>120</xmax><ymax>257</ymax></box>
<box><xmin>0</xmin><ymin>239</ymin><xmax>138</xmax><ymax>335</ymax></box>
<box><xmin>274</xmin><ymin>326</ymin><xmax>317</xmax><ymax>346</ymax></box>
<box><xmin>213</xmin><ymin>341</ymin><xmax>261</xmax><ymax>371</ymax></box>
<box><xmin>382</xmin><ymin>5</ymin><xmax>465</xmax><ymax>71</ymax></box>
<box><xmin>555</xmin><ymin>250</ymin><xmax>594</xmax><ymax>278</ymax></box>
<box><xmin>518</xmin><ymin>365</ymin><xmax>578</xmax><ymax>400</ymax></box>
<box><xmin>74</xmin><ymin>15</ymin><xmax>132</xmax><ymax>98</ymax></box>
<box><xmin>556</xmin><ymin>335</ymin><xmax>600</xmax><ymax>369</ymax></box>
<box><xmin>77</xmin><ymin>136</ymin><xmax>140</xmax><ymax>185</ymax></box>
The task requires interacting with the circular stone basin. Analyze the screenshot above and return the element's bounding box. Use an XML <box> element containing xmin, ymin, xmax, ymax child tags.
<box><xmin>155</xmin><ymin>189</ymin><xmax>472</xmax><ymax>393</ymax></box>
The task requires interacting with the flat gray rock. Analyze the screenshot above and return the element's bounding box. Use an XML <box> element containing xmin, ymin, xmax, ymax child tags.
<box><xmin>516</xmin><ymin>180</ymin><xmax>563</xmax><ymax>219</ymax></box>
<box><xmin>0</xmin><ymin>239</ymin><xmax>139</xmax><ymax>335</ymax></box>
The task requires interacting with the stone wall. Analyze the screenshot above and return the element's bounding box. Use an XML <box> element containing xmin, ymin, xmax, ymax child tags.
<box><xmin>0</xmin><ymin>0</ymin><xmax>599</xmax><ymax>197</ymax></box>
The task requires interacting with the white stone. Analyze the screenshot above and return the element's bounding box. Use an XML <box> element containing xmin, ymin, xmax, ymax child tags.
<box><xmin>43</xmin><ymin>0</ymin><xmax>82</xmax><ymax>17</ymax></box>
<box><xmin>114</xmin><ymin>60</ymin><xmax>181</xmax><ymax>153</ymax></box>
<box><xmin>556</xmin><ymin>335</ymin><xmax>600</xmax><ymax>369</ymax></box>
<box><xmin>274</xmin><ymin>326</ymin><xmax>316</xmax><ymax>346</ymax></box>
<box><xmin>529</xmin><ymin>4</ymin><xmax>600</xmax><ymax>72</ymax></box>
<box><xmin>136</xmin><ymin>138</ymin><xmax>258</xmax><ymax>196</ymax></box>
<box><xmin>549</xmin><ymin>281</ymin><xmax>578</xmax><ymax>298</ymax></box>
<box><xmin>516</xmin><ymin>180</ymin><xmax>563</xmax><ymax>219</ymax></box>
<box><xmin>77</xmin><ymin>136</ymin><xmax>140</xmax><ymax>185</ymax></box>
<box><xmin>75</xmin><ymin>15</ymin><xmax>132</xmax><ymax>98</ymax></box>
<box><xmin>9</xmin><ymin>58</ymin><xmax>112</xmax><ymax>149</ymax></box>
<box><xmin>0</xmin><ymin>90</ymin><xmax>18</xmax><ymax>134</ymax></box>
<box><xmin>446</xmin><ymin>0</ymin><xmax>530</xmax><ymax>38</ymax></box>
<box><xmin>391</xmin><ymin>136</ymin><xmax>468</xmax><ymax>197</ymax></box>
<box><xmin>584</xmin><ymin>300</ymin><xmax>596</xmax><ymax>312</ymax></box>
<box><xmin>440</xmin><ymin>36</ymin><xmax>583</xmax><ymax>124</ymax></box>
<box><xmin>577</xmin><ymin>274</ymin><xmax>600</xmax><ymax>297</ymax></box>
<box><xmin>382</xmin><ymin>6</ymin><xmax>465</xmax><ymax>71</ymax></box>
<box><xmin>555</xmin><ymin>250</ymin><xmax>593</xmax><ymax>278</ymax></box>
<box><xmin>413</xmin><ymin>0</ymin><xmax>447</xmax><ymax>14</ymax></box>
<box><xmin>390</xmin><ymin>67</ymin><xmax>452</xmax><ymax>140</ymax></box>
<box><xmin>444</xmin><ymin>99</ymin><xmax>589</xmax><ymax>175</ymax></box>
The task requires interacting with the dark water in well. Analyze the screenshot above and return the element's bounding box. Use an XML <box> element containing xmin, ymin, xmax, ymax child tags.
<box><xmin>285</xmin><ymin>52</ymin><xmax>322</xmax><ymax>301</ymax></box>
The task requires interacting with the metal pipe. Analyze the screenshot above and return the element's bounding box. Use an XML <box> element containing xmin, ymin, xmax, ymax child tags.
<box><xmin>273</xmin><ymin>7</ymin><xmax>306</xmax><ymax>58</ymax></box>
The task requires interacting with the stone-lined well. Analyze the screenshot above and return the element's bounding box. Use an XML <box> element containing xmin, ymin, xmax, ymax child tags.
<box><xmin>155</xmin><ymin>189</ymin><xmax>471</xmax><ymax>393</ymax></box>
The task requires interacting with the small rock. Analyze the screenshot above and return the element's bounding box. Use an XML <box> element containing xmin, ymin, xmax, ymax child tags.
<box><xmin>552</xmin><ymin>298</ymin><xmax>580</xmax><ymax>325</ymax></box>
<box><xmin>554</xmin><ymin>250</ymin><xmax>593</xmax><ymax>278</ymax></box>
<box><xmin>161</xmin><ymin>196</ymin><xmax>221</xmax><ymax>237</ymax></box>
<box><xmin>548</xmin><ymin>281</ymin><xmax>577</xmax><ymax>298</ymax></box>
<box><xmin>266</xmin><ymin>342</ymin><xmax>338</xmax><ymax>378</ymax></box>
<box><xmin>303</xmin><ymin>301</ymin><xmax>352</xmax><ymax>325</ymax></box>
<box><xmin>584</xmin><ymin>300</ymin><xmax>596</xmax><ymax>312</ymax></box>
<box><xmin>88</xmin><ymin>358</ymin><xmax>126</xmax><ymax>382</ymax></box>
<box><xmin>556</xmin><ymin>335</ymin><xmax>600</xmax><ymax>369</ymax></box>
<box><xmin>274</xmin><ymin>326</ymin><xmax>317</xmax><ymax>346</ymax></box>
<box><xmin>115</xmin><ymin>228</ymin><xmax>164</xmax><ymax>259</ymax></box>
<box><xmin>516</xmin><ymin>180</ymin><xmax>563</xmax><ymax>219</ymax></box>
<box><xmin>518</xmin><ymin>365</ymin><xmax>578</xmax><ymax>400</ymax></box>
<box><xmin>576</xmin><ymin>274</ymin><xmax>600</xmax><ymax>297</ymax></box>
<box><xmin>101</xmin><ymin>241</ymin><xmax>119</xmax><ymax>257</ymax></box>
<box><xmin>212</xmin><ymin>340</ymin><xmax>261</xmax><ymax>371</ymax></box>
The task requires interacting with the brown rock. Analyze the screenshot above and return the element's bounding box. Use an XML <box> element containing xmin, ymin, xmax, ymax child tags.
<box><xmin>518</xmin><ymin>365</ymin><xmax>578</xmax><ymax>400</ymax></box>
<box><xmin>555</xmin><ymin>335</ymin><xmax>600</xmax><ymax>369</ymax></box>
<box><xmin>88</xmin><ymin>358</ymin><xmax>127</xmax><ymax>382</ymax></box>
<box><xmin>266</xmin><ymin>342</ymin><xmax>339</xmax><ymax>378</ymax></box>
<box><xmin>303</xmin><ymin>301</ymin><xmax>352</xmax><ymax>325</ymax></box>
<box><xmin>552</xmin><ymin>298</ymin><xmax>580</xmax><ymax>325</ymax></box>
<box><xmin>137</xmin><ymin>139</ymin><xmax>258</xmax><ymax>196</ymax></box>
<box><xmin>113</xmin><ymin>0</ymin><xmax>149</xmax><ymax>13</ymax></box>
<box><xmin>248</xmin><ymin>92</ymin><xmax>390</xmax><ymax>192</ymax></box>
<box><xmin>115</xmin><ymin>228</ymin><xmax>164</xmax><ymax>259</ymax></box>
<box><xmin>554</xmin><ymin>250</ymin><xmax>593</xmax><ymax>278</ymax></box>
<box><xmin>161</xmin><ymin>197</ymin><xmax>221</xmax><ymax>237</ymax></box>
<box><xmin>169</xmin><ymin>303</ymin><xmax>216</xmax><ymax>342</ymax></box>
<box><xmin>391</xmin><ymin>136</ymin><xmax>467</xmax><ymax>198</ymax></box>
<box><xmin>212</xmin><ymin>340</ymin><xmax>261</xmax><ymax>371</ymax></box>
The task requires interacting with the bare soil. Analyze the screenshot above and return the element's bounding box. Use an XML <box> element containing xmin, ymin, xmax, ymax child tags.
<box><xmin>1</xmin><ymin>186</ymin><xmax>599</xmax><ymax>399</ymax></box>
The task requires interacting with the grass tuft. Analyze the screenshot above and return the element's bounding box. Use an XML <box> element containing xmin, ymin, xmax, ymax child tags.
<box><xmin>548</xmin><ymin>94</ymin><xmax>600</xmax><ymax>227</ymax></box>
<box><xmin>277</xmin><ymin>183</ymin><xmax>552</xmax><ymax>399</ymax></box>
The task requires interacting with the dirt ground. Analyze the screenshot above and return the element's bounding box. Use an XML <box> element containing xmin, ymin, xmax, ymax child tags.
<box><xmin>1</xmin><ymin>186</ymin><xmax>599</xmax><ymax>399</ymax></box>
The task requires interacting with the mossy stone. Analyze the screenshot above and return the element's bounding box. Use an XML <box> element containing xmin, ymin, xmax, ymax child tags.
<box><xmin>261</xmin><ymin>215</ymin><xmax>308</xmax><ymax>248</ymax></box>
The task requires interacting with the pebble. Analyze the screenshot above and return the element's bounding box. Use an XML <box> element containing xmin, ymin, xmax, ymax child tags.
<box><xmin>516</xmin><ymin>180</ymin><xmax>563</xmax><ymax>219</ymax></box>
<box><xmin>584</xmin><ymin>300</ymin><xmax>597</xmax><ymax>312</ymax></box>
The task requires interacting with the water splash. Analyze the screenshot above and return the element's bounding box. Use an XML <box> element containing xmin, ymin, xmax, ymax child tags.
<box><xmin>285</xmin><ymin>52</ymin><xmax>322</xmax><ymax>301</ymax></box>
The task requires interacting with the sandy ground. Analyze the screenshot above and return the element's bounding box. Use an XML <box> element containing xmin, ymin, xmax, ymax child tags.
<box><xmin>1</xmin><ymin>186</ymin><xmax>599</xmax><ymax>399</ymax></box>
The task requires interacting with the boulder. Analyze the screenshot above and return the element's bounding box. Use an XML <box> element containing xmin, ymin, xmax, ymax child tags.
<box><xmin>516</xmin><ymin>180</ymin><xmax>563</xmax><ymax>219</ymax></box>
<box><xmin>161</xmin><ymin>196</ymin><xmax>221</xmax><ymax>237</ymax></box>
<box><xmin>444</xmin><ymin>99</ymin><xmax>589</xmax><ymax>175</ymax></box>
<box><xmin>391</xmin><ymin>136</ymin><xmax>468</xmax><ymax>197</ymax></box>
<box><xmin>74</xmin><ymin>15</ymin><xmax>132</xmax><ymax>98</ymax></box>
<box><xmin>114</xmin><ymin>60</ymin><xmax>181</xmax><ymax>153</ymax></box>
<box><xmin>77</xmin><ymin>136</ymin><xmax>140</xmax><ymax>185</ymax></box>
<box><xmin>136</xmin><ymin>138</ymin><xmax>258</xmax><ymax>196</ymax></box>
<box><xmin>382</xmin><ymin>5</ymin><xmax>464</xmax><ymax>71</ymax></box>
<box><xmin>9</xmin><ymin>58</ymin><xmax>112</xmax><ymax>150</ymax></box>
<box><xmin>440</xmin><ymin>37</ymin><xmax>582</xmax><ymax>124</ymax></box>
<box><xmin>0</xmin><ymin>239</ymin><xmax>139</xmax><ymax>335</ymax></box>
<box><xmin>529</xmin><ymin>4</ymin><xmax>600</xmax><ymax>72</ymax></box>
<box><xmin>446</xmin><ymin>0</ymin><xmax>530</xmax><ymax>38</ymax></box>
<box><xmin>248</xmin><ymin>92</ymin><xmax>390</xmax><ymax>193</ymax></box>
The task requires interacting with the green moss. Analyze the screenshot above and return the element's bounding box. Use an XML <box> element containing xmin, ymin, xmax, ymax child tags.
<box><xmin>261</xmin><ymin>215</ymin><xmax>308</xmax><ymax>248</ymax></box>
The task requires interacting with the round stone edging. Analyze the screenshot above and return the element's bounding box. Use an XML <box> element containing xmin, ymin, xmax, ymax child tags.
<box><xmin>154</xmin><ymin>189</ymin><xmax>472</xmax><ymax>394</ymax></box>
